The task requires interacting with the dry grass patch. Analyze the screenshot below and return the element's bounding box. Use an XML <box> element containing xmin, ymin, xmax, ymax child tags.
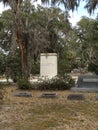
<box><xmin>0</xmin><ymin>86</ymin><xmax>98</xmax><ymax>130</ymax></box>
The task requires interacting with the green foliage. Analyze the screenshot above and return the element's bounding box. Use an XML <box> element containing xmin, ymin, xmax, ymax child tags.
<box><xmin>0</xmin><ymin>2</ymin><xmax>72</xmax><ymax>80</ymax></box>
<box><xmin>0</xmin><ymin>40</ymin><xmax>22</xmax><ymax>82</ymax></box>
<box><xmin>5</xmin><ymin>50</ymin><xmax>22</xmax><ymax>82</ymax></box>
<box><xmin>31</xmin><ymin>62</ymin><xmax>40</xmax><ymax>75</ymax></box>
<box><xmin>0</xmin><ymin>51</ymin><xmax>6</xmax><ymax>75</ymax></box>
<box><xmin>77</xmin><ymin>17</ymin><xmax>98</xmax><ymax>64</ymax></box>
<box><xmin>58</xmin><ymin>44</ymin><xmax>77</xmax><ymax>74</ymax></box>
<box><xmin>32</xmin><ymin>74</ymin><xmax>75</xmax><ymax>90</ymax></box>
<box><xmin>88</xmin><ymin>62</ymin><xmax>98</xmax><ymax>74</ymax></box>
<box><xmin>17</xmin><ymin>79</ymin><xmax>32</xmax><ymax>90</ymax></box>
<box><xmin>0</xmin><ymin>9</ymin><xmax>13</xmax><ymax>52</ymax></box>
<box><xmin>58</xmin><ymin>59</ymin><xmax>76</xmax><ymax>74</ymax></box>
<box><xmin>17</xmin><ymin>74</ymin><xmax>74</xmax><ymax>90</ymax></box>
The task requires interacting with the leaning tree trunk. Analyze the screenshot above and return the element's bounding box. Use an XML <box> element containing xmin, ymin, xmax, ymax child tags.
<box><xmin>13</xmin><ymin>0</ymin><xmax>29</xmax><ymax>80</ymax></box>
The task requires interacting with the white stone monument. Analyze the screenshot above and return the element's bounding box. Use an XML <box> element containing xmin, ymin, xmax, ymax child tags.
<box><xmin>40</xmin><ymin>53</ymin><xmax>58</xmax><ymax>79</ymax></box>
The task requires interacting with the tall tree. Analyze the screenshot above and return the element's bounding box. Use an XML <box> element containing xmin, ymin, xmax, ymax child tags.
<box><xmin>0</xmin><ymin>0</ymin><xmax>71</xmax><ymax>80</ymax></box>
<box><xmin>0</xmin><ymin>0</ymin><xmax>97</xmax><ymax>80</ymax></box>
<box><xmin>0</xmin><ymin>0</ymin><xmax>46</xmax><ymax>80</ymax></box>
<box><xmin>0</xmin><ymin>0</ymin><xmax>29</xmax><ymax>80</ymax></box>
<box><xmin>36</xmin><ymin>6</ymin><xmax>71</xmax><ymax>53</ymax></box>
<box><xmin>75</xmin><ymin>17</ymin><xmax>98</xmax><ymax>71</ymax></box>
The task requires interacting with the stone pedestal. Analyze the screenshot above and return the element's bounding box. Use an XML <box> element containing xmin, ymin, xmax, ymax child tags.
<box><xmin>40</xmin><ymin>53</ymin><xmax>57</xmax><ymax>79</ymax></box>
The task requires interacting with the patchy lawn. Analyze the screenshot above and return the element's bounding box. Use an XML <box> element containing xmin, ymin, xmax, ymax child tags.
<box><xmin>0</xmin><ymin>86</ymin><xmax>98</xmax><ymax>130</ymax></box>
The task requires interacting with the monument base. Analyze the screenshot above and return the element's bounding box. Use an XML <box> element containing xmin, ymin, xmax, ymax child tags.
<box><xmin>71</xmin><ymin>87</ymin><xmax>98</xmax><ymax>92</ymax></box>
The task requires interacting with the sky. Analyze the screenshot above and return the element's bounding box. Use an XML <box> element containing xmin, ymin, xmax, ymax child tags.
<box><xmin>69</xmin><ymin>1</ymin><xmax>98</xmax><ymax>26</ymax></box>
<box><xmin>0</xmin><ymin>1</ymin><xmax>98</xmax><ymax>26</ymax></box>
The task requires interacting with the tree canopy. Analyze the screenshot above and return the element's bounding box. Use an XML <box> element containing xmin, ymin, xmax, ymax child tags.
<box><xmin>0</xmin><ymin>0</ymin><xmax>98</xmax><ymax>79</ymax></box>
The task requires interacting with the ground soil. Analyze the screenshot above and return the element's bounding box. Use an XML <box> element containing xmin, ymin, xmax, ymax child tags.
<box><xmin>0</xmin><ymin>85</ymin><xmax>98</xmax><ymax>130</ymax></box>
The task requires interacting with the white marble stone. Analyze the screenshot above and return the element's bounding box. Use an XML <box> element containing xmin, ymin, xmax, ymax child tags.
<box><xmin>40</xmin><ymin>53</ymin><xmax>57</xmax><ymax>79</ymax></box>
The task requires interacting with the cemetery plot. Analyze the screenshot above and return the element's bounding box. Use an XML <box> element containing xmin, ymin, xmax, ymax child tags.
<box><xmin>14</xmin><ymin>92</ymin><xmax>32</xmax><ymax>97</ymax></box>
<box><xmin>39</xmin><ymin>93</ymin><xmax>58</xmax><ymax>98</ymax></box>
<box><xmin>67</xmin><ymin>94</ymin><xmax>85</xmax><ymax>100</ymax></box>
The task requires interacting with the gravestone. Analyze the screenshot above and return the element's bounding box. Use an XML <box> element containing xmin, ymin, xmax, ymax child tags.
<box><xmin>71</xmin><ymin>75</ymin><xmax>98</xmax><ymax>92</ymax></box>
<box><xmin>67</xmin><ymin>94</ymin><xmax>85</xmax><ymax>100</ymax></box>
<box><xmin>40</xmin><ymin>53</ymin><xmax>57</xmax><ymax>79</ymax></box>
<box><xmin>39</xmin><ymin>93</ymin><xmax>58</xmax><ymax>98</ymax></box>
<box><xmin>14</xmin><ymin>92</ymin><xmax>32</xmax><ymax>97</ymax></box>
<box><xmin>77</xmin><ymin>75</ymin><xmax>98</xmax><ymax>88</ymax></box>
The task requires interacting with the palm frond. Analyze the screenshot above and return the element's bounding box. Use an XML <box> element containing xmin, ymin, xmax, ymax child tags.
<box><xmin>41</xmin><ymin>0</ymin><xmax>80</xmax><ymax>11</ymax></box>
<box><xmin>62</xmin><ymin>0</ymin><xmax>80</xmax><ymax>11</ymax></box>
<box><xmin>0</xmin><ymin>0</ymin><xmax>9</xmax><ymax>5</ymax></box>
<box><xmin>85</xmin><ymin>0</ymin><xmax>98</xmax><ymax>14</ymax></box>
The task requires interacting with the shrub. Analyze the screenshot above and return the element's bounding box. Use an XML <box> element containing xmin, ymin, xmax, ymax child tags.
<box><xmin>17</xmin><ymin>74</ymin><xmax>75</xmax><ymax>90</ymax></box>
<box><xmin>17</xmin><ymin>79</ymin><xmax>32</xmax><ymax>90</ymax></box>
<box><xmin>32</xmin><ymin>74</ymin><xmax>75</xmax><ymax>90</ymax></box>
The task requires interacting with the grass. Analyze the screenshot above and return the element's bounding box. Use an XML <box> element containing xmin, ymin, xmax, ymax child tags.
<box><xmin>0</xmin><ymin>85</ymin><xmax>98</xmax><ymax>130</ymax></box>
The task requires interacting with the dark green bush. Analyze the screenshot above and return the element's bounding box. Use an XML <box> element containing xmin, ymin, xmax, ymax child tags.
<box><xmin>17</xmin><ymin>79</ymin><xmax>32</xmax><ymax>90</ymax></box>
<box><xmin>32</xmin><ymin>74</ymin><xmax>75</xmax><ymax>90</ymax></box>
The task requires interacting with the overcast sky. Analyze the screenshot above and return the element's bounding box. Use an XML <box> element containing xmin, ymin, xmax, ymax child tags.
<box><xmin>0</xmin><ymin>1</ymin><xmax>98</xmax><ymax>26</ymax></box>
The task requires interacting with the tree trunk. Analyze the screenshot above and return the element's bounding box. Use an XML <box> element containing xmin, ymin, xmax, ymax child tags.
<box><xmin>16</xmin><ymin>32</ymin><xmax>29</xmax><ymax>80</ymax></box>
<box><xmin>5</xmin><ymin>0</ymin><xmax>30</xmax><ymax>81</ymax></box>
<box><xmin>14</xmin><ymin>0</ymin><xmax>29</xmax><ymax>80</ymax></box>
<box><xmin>21</xmin><ymin>45</ymin><xmax>28</xmax><ymax>80</ymax></box>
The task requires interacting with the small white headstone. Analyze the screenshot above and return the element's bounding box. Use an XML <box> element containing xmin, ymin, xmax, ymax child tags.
<box><xmin>40</xmin><ymin>53</ymin><xmax>57</xmax><ymax>79</ymax></box>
